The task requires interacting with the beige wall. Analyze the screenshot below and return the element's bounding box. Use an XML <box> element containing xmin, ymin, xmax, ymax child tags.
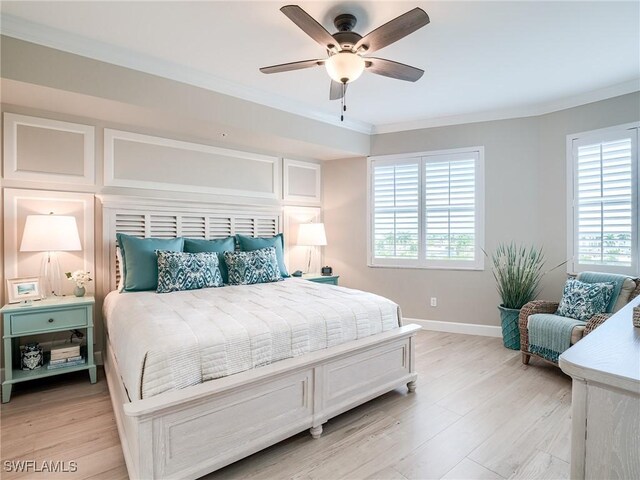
<box><xmin>1</xmin><ymin>36</ymin><xmax>370</xmax><ymax>161</ymax></box>
<box><xmin>324</xmin><ymin>92</ymin><xmax>640</xmax><ymax>326</ymax></box>
<box><xmin>2</xmin><ymin>33</ymin><xmax>639</xmax><ymax>349</ymax></box>
<box><xmin>1</xmin><ymin>37</ymin><xmax>354</xmax><ymax>367</ymax></box>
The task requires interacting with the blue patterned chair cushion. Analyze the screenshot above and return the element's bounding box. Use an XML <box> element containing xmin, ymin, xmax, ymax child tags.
<box><xmin>156</xmin><ymin>251</ymin><xmax>223</xmax><ymax>293</ymax></box>
<box><xmin>224</xmin><ymin>247</ymin><xmax>282</xmax><ymax>285</ymax></box>
<box><xmin>556</xmin><ymin>278</ymin><xmax>615</xmax><ymax>321</ymax></box>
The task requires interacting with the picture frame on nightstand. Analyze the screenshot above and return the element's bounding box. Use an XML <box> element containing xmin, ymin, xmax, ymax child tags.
<box><xmin>6</xmin><ymin>277</ymin><xmax>42</xmax><ymax>304</ymax></box>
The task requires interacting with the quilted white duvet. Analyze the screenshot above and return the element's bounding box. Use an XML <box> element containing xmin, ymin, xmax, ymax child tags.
<box><xmin>103</xmin><ymin>279</ymin><xmax>401</xmax><ymax>400</ymax></box>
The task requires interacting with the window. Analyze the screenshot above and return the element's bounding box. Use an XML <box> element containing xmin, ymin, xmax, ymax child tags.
<box><xmin>368</xmin><ymin>147</ymin><xmax>484</xmax><ymax>269</ymax></box>
<box><xmin>568</xmin><ymin>123</ymin><xmax>639</xmax><ymax>275</ymax></box>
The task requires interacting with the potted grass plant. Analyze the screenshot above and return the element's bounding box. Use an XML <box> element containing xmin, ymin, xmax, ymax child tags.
<box><xmin>490</xmin><ymin>243</ymin><xmax>546</xmax><ymax>350</ymax></box>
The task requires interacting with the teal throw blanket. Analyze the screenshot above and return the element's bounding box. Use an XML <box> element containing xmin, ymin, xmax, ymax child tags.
<box><xmin>529</xmin><ymin>313</ymin><xmax>585</xmax><ymax>363</ymax></box>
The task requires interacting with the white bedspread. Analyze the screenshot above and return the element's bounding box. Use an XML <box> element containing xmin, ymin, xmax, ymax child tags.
<box><xmin>103</xmin><ymin>279</ymin><xmax>401</xmax><ymax>400</ymax></box>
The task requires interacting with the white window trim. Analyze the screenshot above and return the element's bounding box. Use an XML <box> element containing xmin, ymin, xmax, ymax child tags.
<box><xmin>566</xmin><ymin>122</ymin><xmax>640</xmax><ymax>276</ymax></box>
<box><xmin>367</xmin><ymin>146</ymin><xmax>485</xmax><ymax>271</ymax></box>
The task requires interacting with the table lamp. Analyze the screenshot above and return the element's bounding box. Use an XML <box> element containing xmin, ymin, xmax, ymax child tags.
<box><xmin>20</xmin><ymin>213</ymin><xmax>82</xmax><ymax>297</ymax></box>
<box><xmin>297</xmin><ymin>222</ymin><xmax>327</xmax><ymax>274</ymax></box>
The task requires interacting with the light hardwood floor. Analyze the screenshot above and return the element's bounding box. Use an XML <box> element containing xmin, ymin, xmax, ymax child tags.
<box><xmin>0</xmin><ymin>331</ymin><xmax>571</xmax><ymax>480</ymax></box>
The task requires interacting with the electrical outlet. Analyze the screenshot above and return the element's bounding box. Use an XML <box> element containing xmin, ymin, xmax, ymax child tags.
<box><xmin>430</xmin><ymin>297</ymin><xmax>437</xmax><ymax>307</ymax></box>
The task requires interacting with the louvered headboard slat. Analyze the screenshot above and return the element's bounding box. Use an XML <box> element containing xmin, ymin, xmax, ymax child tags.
<box><xmin>101</xmin><ymin>196</ymin><xmax>282</xmax><ymax>294</ymax></box>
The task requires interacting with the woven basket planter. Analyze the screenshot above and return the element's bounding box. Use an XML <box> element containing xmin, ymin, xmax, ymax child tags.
<box><xmin>498</xmin><ymin>305</ymin><xmax>521</xmax><ymax>350</ymax></box>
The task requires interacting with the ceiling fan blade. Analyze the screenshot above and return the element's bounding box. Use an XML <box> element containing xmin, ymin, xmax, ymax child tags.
<box><xmin>365</xmin><ymin>58</ymin><xmax>424</xmax><ymax>82</ymax></box>
<box><xmin>355</xmin><ymin>8</ymin><xmax>430</xmax><ymax>54</ymax></box>
<box><xmin>260</xmin><ymin>59</ymin><xmax>324</xmax><ymax>74</ymax></box>
<box><xmin>329</xmin><ymin>80</ymin><xmax>346</xmax><ymax>100</ymax></box>
<box><xmin>280</xmin><ymin>5</ymin><xmax>338</xmax><ymax>51</ymax></box>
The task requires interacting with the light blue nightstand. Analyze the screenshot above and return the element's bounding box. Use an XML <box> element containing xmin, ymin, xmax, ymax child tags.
<box><xmin>302</xmin><ymin>273</ymin><xmax>340</xmax><ymax>286</ymax></box>
<box><xmin>1</xmin><ymin>296</ymin><xmax>96</xmax><ymax>403</ymax></box>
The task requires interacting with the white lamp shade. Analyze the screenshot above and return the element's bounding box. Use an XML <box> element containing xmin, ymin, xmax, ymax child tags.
<box><xmin>325</xmin><ymin>52</ymin><xmax>365</xmax><ymax>84</ymax></box>
<box><xmin>297</xmin><ymin>222</ymin><xmax>327</xmax><ymax>246</ymax></box>
<box><xmin>20</xmin><ymin>214</ymin><xmax>82</xmax><ymax>252</ymax></box>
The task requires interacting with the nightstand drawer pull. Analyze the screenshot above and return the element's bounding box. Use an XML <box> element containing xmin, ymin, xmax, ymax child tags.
<box><xmin>10</xmin><ymin>307</ymin><xmax>88</xmax><ymax>335</ymax></box>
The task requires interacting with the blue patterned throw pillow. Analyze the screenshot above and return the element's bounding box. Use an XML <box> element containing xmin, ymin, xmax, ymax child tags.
<box><xmin>156</xmin><ymin>251</ymin><xmax>223</xmax><ymax>293</ymax></box>
<box><xmin>556</xmin><ymin>278</ymin><xmax>615</xmax><ymax>321</ymax></box>
<box><xmin>224</xmin><ymin>247</ymin><xmax>282</xmax><ymax>285</ymax></box>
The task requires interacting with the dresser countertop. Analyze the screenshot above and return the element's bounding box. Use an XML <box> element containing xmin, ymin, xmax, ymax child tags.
<box><xmin>559</xmin><ymin>295</ymin><xmax>640</xmax><ymax>393</ymax></box>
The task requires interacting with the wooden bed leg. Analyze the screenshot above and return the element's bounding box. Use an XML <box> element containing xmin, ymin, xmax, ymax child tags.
<box><xmin>407</xmin><ymin>380</ymin><xmax>417</xmax><ymax>393</ymax></box>
<box><xmin>522</xmin><ymin>353</ymin><xmax>531</xmax><ymax>365</ymax></box>
<box><xmin>310</xmin><ymin>425</ymin><xmax>323</xmax><ymax>439</ymax></box>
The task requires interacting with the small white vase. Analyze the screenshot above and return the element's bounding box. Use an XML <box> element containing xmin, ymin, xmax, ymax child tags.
<box><xmin>74</xmin><ymin>286</ymin><xmax>86</xmax><ymax>297</ymax></box>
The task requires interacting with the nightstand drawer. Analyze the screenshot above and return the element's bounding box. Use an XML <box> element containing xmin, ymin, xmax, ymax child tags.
<box><xmin>10</xmin><ymin>307</ymin><xmax>88</xmax><ymax>335</ymax></box>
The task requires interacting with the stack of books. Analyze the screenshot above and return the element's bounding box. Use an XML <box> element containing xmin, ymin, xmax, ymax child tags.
<box><xmin>47</xmin><ymin>344</ymin><xmax>85</xmax><ymax>369</ymax></box>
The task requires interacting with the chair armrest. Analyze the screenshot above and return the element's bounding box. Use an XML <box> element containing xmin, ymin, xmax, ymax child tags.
<box><xmin>629</xmin><ymin>280</ymin><xmax>640</xmax><ymax>302</ymax></box>
<box><xmin>519</xmin><ymin>300</ymin><xmax>559</xmax><ymax>353</ymax></box>
<box><xmin>583</xmin><ymin>280</ymin><xmax>639</xmax><ymax>336</ymax></box>
<box><xmin>584</xmin><ymin>313</ymin><xmax>613</xmax><ymax>336</ymax></box>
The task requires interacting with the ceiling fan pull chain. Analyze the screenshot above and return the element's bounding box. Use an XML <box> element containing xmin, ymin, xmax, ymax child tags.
<box><xmin>340</xmin><ymin>82</ymin><xmax>347</xmax><ymax>122</ymax></box>
<box><xmin>340</xmin><ymin>83</ymin><xmax>345</xmax><ymax>121</ymax></box>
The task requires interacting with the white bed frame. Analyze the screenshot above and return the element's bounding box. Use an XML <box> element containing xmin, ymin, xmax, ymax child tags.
<box><xmin>99</xmin><ymin>195</ymin><xmax>420</xmax><ymax>480</ymax></box>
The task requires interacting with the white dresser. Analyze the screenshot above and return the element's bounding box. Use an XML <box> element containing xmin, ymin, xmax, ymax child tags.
<box><xmin>559</xmin><ymin>296</ymin><xmax>640</xmax><ymax>480</ymax></box>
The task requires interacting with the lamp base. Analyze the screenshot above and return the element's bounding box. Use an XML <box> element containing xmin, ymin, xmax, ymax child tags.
<box><xmin>40</xmin><ymin>251</ymin><xmax>62</xmax><ymax>298</ymax></box>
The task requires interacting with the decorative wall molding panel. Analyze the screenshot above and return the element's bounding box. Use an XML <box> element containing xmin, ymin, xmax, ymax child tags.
<box><xmin>104</xmin><ymin>129</ymin><xmax>281</xmax><ymax>200</ymax></box>
<box><xmin>3</xmin><ymin>188</ymin><xmax>95</xmax><ymax>296</ymax></box>
<box><xmin>3</xmin><ymin>113</ymin><xmax>95</xmax><ymax>185</ymax></box>
<box><xmin>283</xmin><ymin>159</ymin><xmax>321</xmax><ymax>205</ymax></box>
<box><xmin>283</xmin><ymin>206</ymin><xmax>322</xmax><ymax>273</ymax></box>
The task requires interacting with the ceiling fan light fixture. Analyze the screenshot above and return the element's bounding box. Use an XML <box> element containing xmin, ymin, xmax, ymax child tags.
<box><xmin>325</xmin><ymin>52</ymin><xmax>365</xmax><ymax>84</ymax></box>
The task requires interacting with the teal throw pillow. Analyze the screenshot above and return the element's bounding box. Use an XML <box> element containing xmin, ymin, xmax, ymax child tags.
<box><xmin>224</xmin><ymin>247</ymin><xmax>282</xmax><ymax>285</ymax></box>
<box><xmin>184</xmin><ymin>237</ymin><xmax>235</xmax><ymax>284</ymax></box>
<box><xmin>116</xmin><ymin>233</ymin><xmax>184</xmax><ymax>291</ymax></box>
<box><xmin>156</xmin><ymin>251</ymin><xmax>223</xmax><ymax>293</ymax></box>
<box><xmin>236</xmin><ymin>233</ymin><xmax>289</xmax><ymax>278</ymax></box>
<box><xmin>556</xmin><ymin>278</ymin><xmax>615</xmax><ymax>321</ymax></box>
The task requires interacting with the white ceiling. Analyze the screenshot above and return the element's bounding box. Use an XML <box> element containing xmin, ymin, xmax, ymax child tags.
<box><xmin>1</xmin><ymin>1</ymin><xmax>639</xmax><ymax>134</ymax></box>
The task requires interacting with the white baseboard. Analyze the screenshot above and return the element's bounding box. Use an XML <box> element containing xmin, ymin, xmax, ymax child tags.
<box><xmin>404</xmin><ymin>318</ymin><xmax>502</xmax><ymax>338</ymax></box>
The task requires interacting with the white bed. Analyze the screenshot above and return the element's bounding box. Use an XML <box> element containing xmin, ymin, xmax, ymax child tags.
<box><xmin>99</xmin><ymin>196</ymin><xmax>420</xmax><ymax>480</ymax></box>
<box><xmin>104</xmin><ymin>279</ymin><xmax>403</xmax><ymax>401</ymax></box>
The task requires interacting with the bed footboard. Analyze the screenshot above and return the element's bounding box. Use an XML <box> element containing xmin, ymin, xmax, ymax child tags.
<box><xmin>105</xmin><ymin>324</ymin><xmax>420</xmax><ymax>480</ymax></box>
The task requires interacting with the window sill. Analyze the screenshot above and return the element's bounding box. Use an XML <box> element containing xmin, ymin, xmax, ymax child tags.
<box><xmin>367</xmin><ymin>263</ymin><xmax>485</xmax><ymax>272</ymax></box>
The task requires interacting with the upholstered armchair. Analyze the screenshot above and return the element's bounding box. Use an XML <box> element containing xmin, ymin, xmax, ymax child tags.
<box><xmin>519</xmin><ymin>274</ymin><xmax>640</xmax><ymax>365</ymax></box>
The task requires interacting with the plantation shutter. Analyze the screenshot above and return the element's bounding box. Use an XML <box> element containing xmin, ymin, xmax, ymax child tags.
<box><xmin>372</xmin><ymin>160</ymin><xmax>420</xmax><ymax>260</ymax></box>
<box><xmin>424</xmin><ymin>156</ymin><xmax>477</xmax><ymax>263</ymax></box>
<box><xmin>573</xmin><ymin>129</ymin><xmax>638</xmax><ymax>273</ymax></box>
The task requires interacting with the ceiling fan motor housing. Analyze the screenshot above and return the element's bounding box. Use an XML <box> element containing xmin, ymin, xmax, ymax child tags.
<box><xmin>332</xmin><ymin>31</ymin><xmax>362</xmax><ymax>51</ymax></box>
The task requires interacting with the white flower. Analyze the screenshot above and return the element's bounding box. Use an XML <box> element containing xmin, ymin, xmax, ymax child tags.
<box><xmin>65</xmin><ymin>270</ymin><xmax>93</xmax><ymax>288</ymax></box>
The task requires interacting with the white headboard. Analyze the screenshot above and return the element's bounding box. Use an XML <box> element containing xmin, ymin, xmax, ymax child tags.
<box><xmin>99</xmin><ymin>195</ymin><xmax>282</xmax><ymax>295</ymax></box>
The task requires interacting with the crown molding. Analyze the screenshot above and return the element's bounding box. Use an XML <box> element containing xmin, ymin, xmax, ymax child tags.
<box><xmin>2</xmin><ymin>14</ymin><xmax>637</xmax><ymax>138</ymax></box>
<box><xmin>373</xmin><ymin>79</ymin><xmax>640</xmax><ymax>134</ymax></box>
<box><xmin>0</xmin><ymin>14</ymin><xmax>374</xmax><ymax>135</ymax></box>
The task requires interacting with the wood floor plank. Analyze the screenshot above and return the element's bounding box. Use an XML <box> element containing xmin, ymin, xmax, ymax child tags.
<box><xmin>508</xmin><ymin>450</ymin><xmax>570</xmax><ymax>480</ymax></box>
<box><xmin>365</xmin><ymin>466</ymin><xmax>410</xmax><ymax>480</ymax></box>
<box><xmin>441</xmin><ymin>458</ymin><xmax>504</xmax><ymax>480</ymax></box>
<box><xmin>1</xmin><ymin>331</ymin><xmax>572</xmax><ymax>480</ymax></box>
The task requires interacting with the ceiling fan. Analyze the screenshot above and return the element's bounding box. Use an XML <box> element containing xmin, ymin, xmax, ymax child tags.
<box><xmin>260</xmin><ymin>5</ymin><xmax>430</xmax><ymax>115</ymax></box>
